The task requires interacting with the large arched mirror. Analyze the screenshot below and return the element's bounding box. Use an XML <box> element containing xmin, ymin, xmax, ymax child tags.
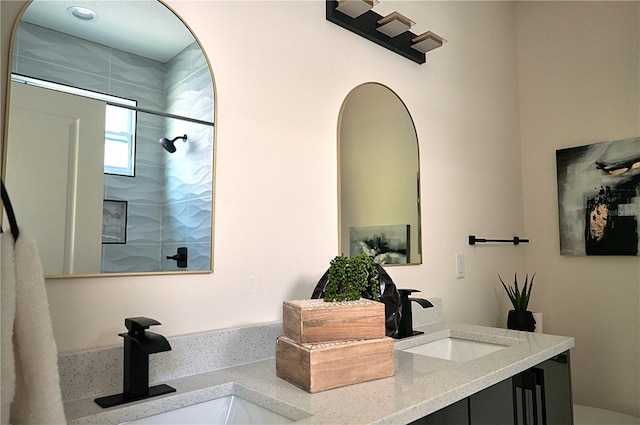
<box><xmin>2</xmin><ymin>0</ymin><xmax>215</xmax><ymax>277</ymax></box>
<box><xmin>338</xmin><ymin>83</ymin><xmax>421</xmax><ymax>265</ymax></box>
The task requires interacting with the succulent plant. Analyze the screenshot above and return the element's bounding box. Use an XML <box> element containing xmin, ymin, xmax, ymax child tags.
<box><xmin>324</xmin><ymin>253</ymin><xmax>380</xmax><ymax>302</ymax></box>
<box><xmin>499</xmin><ymin>273</ymin><xmax>535</xmax><ymax>312</ymax></box>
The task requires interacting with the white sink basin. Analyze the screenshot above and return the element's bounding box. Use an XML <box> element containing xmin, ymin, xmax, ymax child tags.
<box><xmin>403</xmin><ymin>337</ymin><xmax>506</xmax><ymax>362</ymax></box>
<box><xmin>123</xmin><ymin>395</ymin><xmax>295</xmax><ymax>424</ymax></box>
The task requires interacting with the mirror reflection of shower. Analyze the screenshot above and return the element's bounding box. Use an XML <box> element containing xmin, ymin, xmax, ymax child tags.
<box><xmin>159</xmin><ymin>134</ymin><xmax>187</xmax><ymax>153</ymax></box>
<box><xmin>7</xmin><ymin>0</ymin><xmax>215</xmax><ymax>277</ymax></box>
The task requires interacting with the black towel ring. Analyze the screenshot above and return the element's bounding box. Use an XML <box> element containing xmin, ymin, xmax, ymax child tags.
<box><xmin>1</xmin><ymin>179</ymin><xmax>20</xmax><ymax>242</ymax></box>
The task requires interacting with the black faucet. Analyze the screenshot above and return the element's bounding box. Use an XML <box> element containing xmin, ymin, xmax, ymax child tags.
<box><xmin>95</xmin><ymin>317</ymin><xmax>176</xmax><ymax>408</ymax></box>
<box><xmin>394</xmin><ymin>289</ymin><xmax>433</xmax><ymax>339</ymax></box>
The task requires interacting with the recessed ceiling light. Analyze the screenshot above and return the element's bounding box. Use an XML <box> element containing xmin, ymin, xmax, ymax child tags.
<box><xmin>66</xmin><ymin>6</ymin><xmax>99</xmax><ymax>22</ymax></box>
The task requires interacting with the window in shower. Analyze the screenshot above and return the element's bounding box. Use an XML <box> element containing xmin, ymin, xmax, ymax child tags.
<box><xmin>104</xmin><ymin>104</ymin><xmax>136</xmax><ymax>176</ymax></box>
<box><xmin>10</xmin><ymin>74</ymin><xmax>137</xmax><ymax>177</ymax></box>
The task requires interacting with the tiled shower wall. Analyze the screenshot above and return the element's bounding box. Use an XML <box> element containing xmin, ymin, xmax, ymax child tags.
<box><xmin>161</xmin><ymin>44</ymin><xmax>214</xmax><ymax>272</ymax></box>
<box><xmin>11</xmin><ymin>22</ymin><xmax>213</xmax><ymax>272</ymax></box>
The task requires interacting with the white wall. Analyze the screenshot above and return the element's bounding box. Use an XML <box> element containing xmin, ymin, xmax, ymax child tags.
<box><xmin>516</xmin><ymin>1</ymin><xmax>640</xmax><ymax>417</ymax></box>
<box><xmin>2</xmin><ymin>0</ymin><xmax>524</xmax><ymax>351</ymax></box>
<box><xmin>5</xmin><ymin>0</ymin><xmax>637</xmax><ymax>419</ymax></box>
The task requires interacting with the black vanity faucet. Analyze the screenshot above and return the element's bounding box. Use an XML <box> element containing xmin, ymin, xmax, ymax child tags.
<box><xmin>94</xmin><ymin>317</ymin><xmax>176</xmax><ymax>408</ymax></box>
<box><xmin>394</xmin><ymin>289</ymin><xmax>434</xmax><ymax>339</ymax></box>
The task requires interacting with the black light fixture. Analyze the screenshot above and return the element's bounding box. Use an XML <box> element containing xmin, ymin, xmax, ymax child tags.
<box><xmin>327</xmin><ymin>0</ymin><xmax>446</xmax><ymax>64</ymax></box>
<box><xmin>158</xmin><ymin>134</ymin><xmax>187</xmax><ymax>153</ymax></box>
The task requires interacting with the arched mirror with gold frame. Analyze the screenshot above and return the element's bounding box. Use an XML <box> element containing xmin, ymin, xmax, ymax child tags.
<box><xmin>2</xmin><ymin>0</ymin><xmax>215</xmax><ymax>278</ymax></box>
<box><xmin>338</xmin><ymin>82</ymin><xmax>421</xmax><ymax>265</ymax></box>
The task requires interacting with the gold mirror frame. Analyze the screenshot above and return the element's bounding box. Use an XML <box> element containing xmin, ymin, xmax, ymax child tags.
<box><xmin>338</xmin><ymin>82</ymin><xmax>421</xmax><ymax>265</ymax></box>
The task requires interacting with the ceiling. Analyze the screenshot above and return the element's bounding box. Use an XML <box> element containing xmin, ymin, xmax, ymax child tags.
<box><xmin>20</xmin><ymin>0</ymin><xmax>196</xmax><ymax>63</ymax></box>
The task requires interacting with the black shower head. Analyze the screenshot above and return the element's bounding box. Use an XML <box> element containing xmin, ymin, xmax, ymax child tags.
<box><xmin>159</xmin><ymin>134</ymin><xmax>187</xmax><ymax>153</ymax></box>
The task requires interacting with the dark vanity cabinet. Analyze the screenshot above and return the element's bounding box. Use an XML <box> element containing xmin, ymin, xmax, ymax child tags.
<box><xmin>418</xmin><ymin>398</ymin><xmax>469</xmax><ymax>424</ymax></box>
<box><xmin>513</xmin><ymin>351</ymin><xmax>574</xmax><ymax>425</ymax></box>
<box><xmin>412</xmin><ymin>351</ymin><xmax>573</xmax><ymax>425</ymax></box>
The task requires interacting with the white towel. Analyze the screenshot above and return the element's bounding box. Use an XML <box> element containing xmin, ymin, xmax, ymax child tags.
<box><xmin>1</xmin><ymin>232</ymin><xmax>66</xmax><ymax>424</ymax></box>
<box><xmin>2</xmin><ymin>233</ymin><xmax>17</xmax><ymax>424</ymax></box>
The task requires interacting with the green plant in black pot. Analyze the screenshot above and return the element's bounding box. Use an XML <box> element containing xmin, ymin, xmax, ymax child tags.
<box><xmin>324</xmin><ymin>253</ymin><xmax>380</xmax><ymax>302</ymax></box>
<box><xmin>499</xmin><ymin>273</ymin><xmax>536</xmax><ymax>332</ymax></box>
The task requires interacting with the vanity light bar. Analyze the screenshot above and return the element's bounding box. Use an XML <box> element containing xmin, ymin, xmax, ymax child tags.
<box><xmin>327</xmin><ymin>0</ymin><xmax>445</xmax><ymax>65</ymax></box>
<box><xmin>376</xmin><ymin>12</ymin><xmax>415</xmax><ymax>38</ymax></box>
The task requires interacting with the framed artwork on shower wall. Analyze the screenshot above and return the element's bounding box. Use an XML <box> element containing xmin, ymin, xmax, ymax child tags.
<box><xmin>102</xmin><ymin>200</ymin><xmax>127</xmax><ymax>244</ymax></box>
<box><xmin>556</xmin><ymin>137</ymin><xmax>639</xmax><ymax>256</ymax></box>
<box><xmin>350</xmin><ymin>224</ymin><xmax>409</xmax><ymax>264</ymax></box>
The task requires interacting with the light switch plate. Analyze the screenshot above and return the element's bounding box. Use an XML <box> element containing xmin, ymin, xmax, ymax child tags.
<box><xmin>456</xmin><ymin>253</ymin><xmax>465</xmax><ymax>279</ymax></box>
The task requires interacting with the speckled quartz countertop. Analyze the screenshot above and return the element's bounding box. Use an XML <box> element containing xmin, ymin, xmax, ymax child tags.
<box><xmin>65</xmin><ymin>322</ymin><xmax>574</xmax><ymax>425</ymax></box>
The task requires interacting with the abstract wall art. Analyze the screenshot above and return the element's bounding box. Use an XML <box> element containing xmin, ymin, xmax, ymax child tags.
<box><xmin>350</xmin><ymin>224</ymin><xmax>409</xmax><ymax>264</ymax></box>
<box><xmin>556</xmin><ymin>137</ymin><xmax>639</xmax><ymax>256</ymax></box>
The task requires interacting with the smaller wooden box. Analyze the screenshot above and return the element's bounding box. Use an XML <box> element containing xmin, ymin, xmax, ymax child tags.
<box><xmin>276</xmin><ymin>336</ymin><xmax>394</xmax><ymax>393</ymax></box>
<box><xmin>282</xmin><ymin>299</ymin><xmax>385</xmax><ymax>344</ymax></box>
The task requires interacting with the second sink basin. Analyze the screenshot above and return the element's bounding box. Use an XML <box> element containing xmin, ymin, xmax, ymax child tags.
<box><xmin>403</xmin><ymin>337</ymin><xmax>506</xmax><ymax>362</ymax></box>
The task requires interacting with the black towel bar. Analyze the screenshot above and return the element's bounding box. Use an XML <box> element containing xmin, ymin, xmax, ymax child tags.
<box><xmin>468</xmin><ymin>235</ymin><xmax>529</xmax><ymax>245</ymax></box>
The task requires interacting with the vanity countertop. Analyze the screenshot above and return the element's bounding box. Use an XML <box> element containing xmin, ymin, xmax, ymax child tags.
<box><xmin>65</xmin><ymin>322</ymin><xmax>574</xmax><ymax>425</ymax></box>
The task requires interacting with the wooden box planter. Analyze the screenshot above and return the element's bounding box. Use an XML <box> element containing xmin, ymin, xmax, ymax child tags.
<box><xmin>282</xmin><ymin>299</ymin><xmax>385</xmax><ymax>344</ymax></box>
<box><xmin>276</xmin><ymin>336</ymin><xmax>394</xmax><ymax>393</ymax></box>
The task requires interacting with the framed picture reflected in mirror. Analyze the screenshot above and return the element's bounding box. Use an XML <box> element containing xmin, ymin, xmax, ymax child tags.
<box><xmin>350</xmin><ymin>224</ymin><xmax>409</xmax><ymax>264</ymax></box>
<box><xmin>102</xmin><ymin>200</ymin><xmax>128</xmax><ymax>244</ymax></box>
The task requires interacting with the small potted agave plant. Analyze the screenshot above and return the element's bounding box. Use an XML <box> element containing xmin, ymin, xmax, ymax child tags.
<box><xmin>499</xmin><ymin>273</ymin><xmax>536</xmax><ymax>332</ymax></box>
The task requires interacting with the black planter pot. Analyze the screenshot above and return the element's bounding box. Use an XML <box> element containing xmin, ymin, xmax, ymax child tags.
<box><xmin>507</xmin><ymin>310</ymin><xmax>536</xmax><ymax>332</ymax></box>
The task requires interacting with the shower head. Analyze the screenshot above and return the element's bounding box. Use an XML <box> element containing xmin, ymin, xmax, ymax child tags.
<box><xmin>159</xmin><ymin>134</ymin><xmax>187</xmax><ymax>153</ymax></box>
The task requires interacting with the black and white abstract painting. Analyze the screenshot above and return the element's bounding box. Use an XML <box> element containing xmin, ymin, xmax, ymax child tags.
<box><xmin>556</xmin><ymin>137</ymin><xmax>640</xmax><ymax>256</ymax></box>
<box><xmin>350</xmin><ymin>225</ymin><xmax>409</xmax><ymax>264</ymax></box>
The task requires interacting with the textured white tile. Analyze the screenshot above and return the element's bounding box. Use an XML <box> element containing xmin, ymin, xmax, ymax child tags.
<box><xmin>126</xmin><ymin>204</ymin><xmax>162</xmax><ymax>244</ymax></box>
<box><xmin>111</xmin><ymin>79</ymin><xmax>164</xmax><ymax>111</ymax></box>
<box><xmin>17</xmin><ymin>23</ymin><xmax>110</xmax><ymax>77</ymax></box>
<box><xmin>110</xmin><ymin>49</ymin><xmax>165</xmax><ymax>90</ymax></box>
<box><xmin>185</xmin><ymin>242</ymin><xmax>211</xmax><ymax>270</ymax></box>
<box><xmin>101</xmin><ymin>244</ymin><xmax>161</xmax><ymax>273</ymax></box>
<box><xmin>15</xmin><ymin>56</ymin><xmax>111</xmax><ymax>94</ymax></box>
<box><xmin>187</xmin><ymin>199</ymin><xmax>212</xmax><ymax>243</ymax></box>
